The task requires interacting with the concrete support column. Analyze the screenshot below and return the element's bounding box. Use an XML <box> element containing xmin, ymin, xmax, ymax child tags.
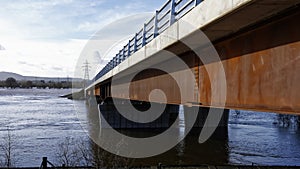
<box><xmin>184</xmin><ymin>106</ymin><xmax>229</xmax><ymax>139</ymax></box>
<box><xmin>98</xmin><ymin>99</ymin><xmax>179</xmax><ymax>129</ymax></box>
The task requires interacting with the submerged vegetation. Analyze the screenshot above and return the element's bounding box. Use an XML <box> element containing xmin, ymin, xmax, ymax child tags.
<box><xmin>276</xmin><ymin>114</ymin><xmax>300</xmax><ymax>128</ymax></box>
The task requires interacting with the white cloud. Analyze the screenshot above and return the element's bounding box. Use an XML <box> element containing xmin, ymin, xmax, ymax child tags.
<box><xmin>0</xmin><ymin>38</ymin><xmax>86</xmax><ymax>77</ymax></box>
<box><xmin>0</xmin><ymin>0</ymin><xmax>165</xmax><ymax>77</ymax></box>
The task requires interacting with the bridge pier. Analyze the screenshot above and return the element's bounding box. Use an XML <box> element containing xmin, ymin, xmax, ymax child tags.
<box><xmin>184</xmin><ymin>106</ymin><xmax>229</xmax><ymax>140</ymax></box>
<box><xmin>98</xmin><ymin>98</ymin><xmax>179</xmax><ymax>129</ymax></box>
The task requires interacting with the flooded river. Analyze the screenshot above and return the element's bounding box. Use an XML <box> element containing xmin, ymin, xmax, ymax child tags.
<box><xmin>0</xmin><ymin>88</ymin><xmax>299</xmax><ymax>167</ymax></box>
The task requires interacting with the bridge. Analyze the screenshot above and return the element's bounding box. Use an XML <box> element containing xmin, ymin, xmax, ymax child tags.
<box><xmin>84</xmin><ymin>0</ymin><xmax>300</xmax><ymax>129</ymax></box>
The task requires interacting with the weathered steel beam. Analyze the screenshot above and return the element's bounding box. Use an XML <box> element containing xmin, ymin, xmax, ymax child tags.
<box><xmin>96</xmin><ymin>8</ymin><xmax>300</xmax><ymax>115</ymax></box>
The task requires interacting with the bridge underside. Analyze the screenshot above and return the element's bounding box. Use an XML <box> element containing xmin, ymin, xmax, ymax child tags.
<box><xmin>88</xmin><ymin>6</ymin><xmax>300</xmax><ymax>115</ymax></box>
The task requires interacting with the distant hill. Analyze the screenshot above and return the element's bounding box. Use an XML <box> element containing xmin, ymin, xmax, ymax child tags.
<box><xmin>0</xmin><ymin>71</ymin><xmax>82</xmax><ymax>82</ymax></box>
<box><xmin>0</xmin><ymin>72</ymin><xmax>23</xmax><ymax>80</ymax></box>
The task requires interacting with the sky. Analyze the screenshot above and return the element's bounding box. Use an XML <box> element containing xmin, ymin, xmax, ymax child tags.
<box><xmin>0</xmin><ymin>0</ymin><xmax>164</xmax><ymax>78</ymax></box>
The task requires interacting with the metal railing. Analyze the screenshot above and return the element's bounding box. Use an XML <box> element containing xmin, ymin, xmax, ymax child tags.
<box><xmin>92</xmin><ymin>0</ymin><xmax>204</xmax><ymax>82</ymax></box>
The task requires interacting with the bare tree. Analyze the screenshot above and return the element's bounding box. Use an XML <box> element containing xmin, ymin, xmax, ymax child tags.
<box><xmin>56</xmin><ymin>137</ymin><xmax>133</xmax><ymax>168</ymax></box>
<box><xmin>90</xmin><ymin>140</ymin><xmax>133</xmax><ymax>169</ymax></box>
<box><xmin>77</xmin><ymin>138</ymin><xmax>93</xmax><ymax>167</ymax></box>
<box><xmin>0</xmin><ymin>127</ymin><xmax>18</xmax><ymax>168</ymax></box>
<box><xmin>56</xmin><ymin>137</ymin><xmax>81</xmax><ymax>167</ymax></box>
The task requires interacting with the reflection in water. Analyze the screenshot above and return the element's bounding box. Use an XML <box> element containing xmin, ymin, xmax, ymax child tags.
<box><xmin>79</xmin><ymin>101</ymin><xmax>229</xmax><ymax>166</ymax></box>
<box><xmin>126</xmin><ymin>130</ymin><xmax>229</xmax><ymax>166</ymax></box>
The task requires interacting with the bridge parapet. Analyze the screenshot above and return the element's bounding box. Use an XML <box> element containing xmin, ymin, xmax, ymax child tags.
<box><xmin>93</xmin><ymin>0</ymin><xmax>207</xmax><ymax>82</ymax></box>
<box><xmin>90</xmin><ymin>0</ymin><xmax>253</xmax><ymax>87</ymax></box>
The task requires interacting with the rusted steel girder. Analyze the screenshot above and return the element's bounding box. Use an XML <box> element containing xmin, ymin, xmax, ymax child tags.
<box><xmin>94</xmin><ymin>8</ymin><xmax>300</xmax><ymax>115</ymax></box>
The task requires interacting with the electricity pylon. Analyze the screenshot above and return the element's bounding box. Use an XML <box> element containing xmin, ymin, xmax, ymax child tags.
<box><xmin>82</xmin><ymin>60</ymin><xmax>91</xmax><ymax>88</ymax></box>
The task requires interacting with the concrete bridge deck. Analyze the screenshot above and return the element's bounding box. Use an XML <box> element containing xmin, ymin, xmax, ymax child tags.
<box><xmin>86</xmin><ymin>0</ymin><xmax>300</xmax><ymax>115</ymax></box>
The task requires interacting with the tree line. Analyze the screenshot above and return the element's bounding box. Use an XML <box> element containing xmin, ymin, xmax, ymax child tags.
<box><xmin>0</xmin><ymin>77</ymin><xmax>74</xmax><ymax>89</ymax></box>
